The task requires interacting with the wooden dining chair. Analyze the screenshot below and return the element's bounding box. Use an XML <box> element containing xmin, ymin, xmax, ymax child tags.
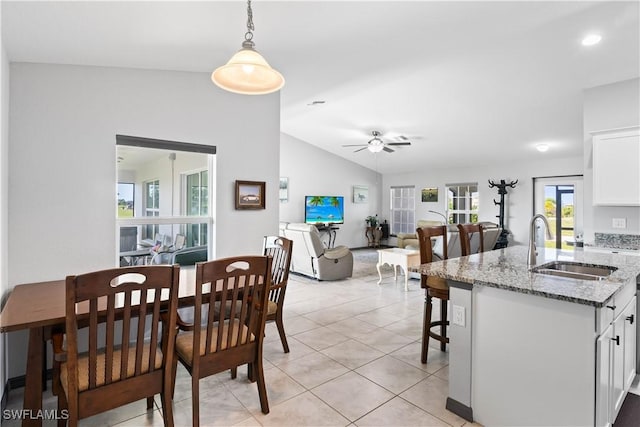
<box><xmin>172</xmin><ymin>256</ymin><xmax>272</xmax><ymax>426</ymax></box>
<box><xmin>52</xmin><ymin>265</ymin><xmax>180</xmax><ymax>427</ymax></box>
<box><xmin>263</xmin><ymin>235</ymin><xmax>293</xmax><ymax>353</ymax></box>
<box><xmin>416</xmin><ymin>225</ymin><xmax>450</xmax><ymax>364</ymax></box>
<box><xmin>457</xmin><ymin>223</ymin><xmax>485</xmax><ymax>256</ymax></box>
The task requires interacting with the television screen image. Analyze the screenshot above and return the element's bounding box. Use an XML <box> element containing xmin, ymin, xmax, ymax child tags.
<box><xmin>305</xmin><ymin>196</ymin><xmax>344</xmax><ymax>224</ymax></box>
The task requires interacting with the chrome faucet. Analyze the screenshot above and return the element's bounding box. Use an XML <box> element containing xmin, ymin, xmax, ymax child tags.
<box><xmin>528</xmin><ymin>214</ymin><xmax>553</xmax><ymax>267</ymax></box>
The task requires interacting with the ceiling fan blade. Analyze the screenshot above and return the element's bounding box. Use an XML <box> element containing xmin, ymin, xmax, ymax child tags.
<box><xmin>383</xmin><ymin>146</ymin><xmax>395</xmax><ymax>153</ymax></box>
<box><xmin>386</xmin><ymin>142</ymin><xmax>411</xmax><ymax>146</ymax></box>
<box><xmin>354</xmin><ymin>147</ymin><xmax>369</xmax><ymax>153</ymax></box>
<box><xmin>342</xmin><ymin>144</ymin><xmax>368</xmax><ymax>147</ymax></box>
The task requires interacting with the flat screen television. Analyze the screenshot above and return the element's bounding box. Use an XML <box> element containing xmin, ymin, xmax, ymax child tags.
<box><xmin>304</xmin><ymin>196</ymin><xmax>344</xmax><ymax>225</ymax></box>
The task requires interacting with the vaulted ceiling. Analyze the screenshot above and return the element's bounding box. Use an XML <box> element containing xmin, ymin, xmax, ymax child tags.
<box><xmin>3</xmin><ymin>1</ymin><xmax>639</xmax><ymax>174</ymax></box>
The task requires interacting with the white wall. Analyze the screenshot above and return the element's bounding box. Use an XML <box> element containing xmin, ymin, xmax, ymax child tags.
<box><xmin>383</xmin><ymin>156</ymin><xmax>584</xmax><ymax>245</ymax></box>
<box><xmin>280</xmin><ymin>133</ymin><xmax>382</xmax><ymax>248</ymax></box>
<box><xmin>583</xmin><ymin>78</ymin><xmax>640</xmax><ymax>241</ymax></box>
<box><xmin>7</xmin><ymin>63</ymin><xmax>280</xmax><ymax>377</ymax></box>
<box><xmin>0</xmin><ymin>3</ymin><xmax>10</xmax><ymax>397</ymax></box>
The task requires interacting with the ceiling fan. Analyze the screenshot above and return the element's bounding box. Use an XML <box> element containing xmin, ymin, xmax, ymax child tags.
<box><xmin>342</xmin><ymin>130</ymin><xmax>412</xmax><ymax>153</ymax></box>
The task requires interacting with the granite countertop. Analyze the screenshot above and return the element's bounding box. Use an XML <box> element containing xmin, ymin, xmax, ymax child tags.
<box><xmin>410</xmin><ymin>245</ymin><xmax>640</xmax><ymax>307</ymax></box>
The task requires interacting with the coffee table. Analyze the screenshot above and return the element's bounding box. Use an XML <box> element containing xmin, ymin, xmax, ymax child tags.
<box><xmin>376</xmin><ymin>247</ymin><xmax>421</xmax><ymax>291</ymax></box>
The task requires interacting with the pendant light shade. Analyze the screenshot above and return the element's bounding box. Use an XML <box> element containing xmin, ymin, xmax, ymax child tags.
<box><xmin>212</xmin><ymin>40</ymin><xmax>284</xmax><ymax>95</ymax></box>
<box><xmin>211</xmin><ymin>0</ymin><xmax>284</xmax><ymax>95</ymax></box>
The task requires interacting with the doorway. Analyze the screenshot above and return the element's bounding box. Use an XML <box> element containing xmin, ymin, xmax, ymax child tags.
<box><xmin>533</xmin><ymin>176</ymin><xmax>583</xmax><ymax>250</ymax></box>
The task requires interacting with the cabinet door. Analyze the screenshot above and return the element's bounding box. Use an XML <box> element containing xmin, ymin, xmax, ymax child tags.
<box><xmin>623</xmin><ymin>297</ymin><xmax>636</xmax><ymax>391</ymax></box>
<box><xmin>612</xmin><ymin>313</ymin><xmax>625</xmax><ymax>419</ymax></box>
<box><xmin>592</xmin><ymin>127</ymin><xmax>640</xmax><ymax>206</ymax></box>
<box><xmin>596</xmin><ymin>323</ymin><xmax>613</xmax><ymax>427</ymax></box>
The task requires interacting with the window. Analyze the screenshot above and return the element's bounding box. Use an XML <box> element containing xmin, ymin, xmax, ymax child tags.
<box><xmin>116</xmin><ymin>135</ymin><xmax>216</xmax><ymax>266</ymax></box>
<box><xmin>390</xmin><ymin>186</ymin><xmax>415</xmax><ymax>234</ymax></box>
<box><xmin>144</xmin><ymin>179</ymin><xmax>160</xmax><ymax>239</ymax></box>
<box><xmin>446</xmin><ymin>183</ymin><xmax>478</xmax><ymax>224</ymax></box>
<box><xmin>185</xmin><ymin>170</ymin><xmax>208</xmax><ymax>246</ymax></box>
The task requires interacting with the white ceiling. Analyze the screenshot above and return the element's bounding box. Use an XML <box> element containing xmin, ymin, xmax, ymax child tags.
<box><xmin>2</xmin><ymin>1</ymin><xmax>639</xmax><ymax>174</ymax></box>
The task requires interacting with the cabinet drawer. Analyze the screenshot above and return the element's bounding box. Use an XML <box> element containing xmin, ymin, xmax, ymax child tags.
<box><xmin>597</xmin><ymin>281</ymin><xmax>636</xmax><ymax>334</ymax></box>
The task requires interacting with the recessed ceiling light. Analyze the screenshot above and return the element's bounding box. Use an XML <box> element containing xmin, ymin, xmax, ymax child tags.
<box><xmin>582</xmin><ymin>34</ymin><xmax>602</xmax><ymax>46</ymax></box>
<box><xmin>536</xmin><ymin>144</ymin><xmax>549</xmax><ymax>152</ymax></box>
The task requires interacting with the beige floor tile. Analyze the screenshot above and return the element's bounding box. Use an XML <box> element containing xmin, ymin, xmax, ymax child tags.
<box><xmin>293</xmin><ymin>326</ymin><xmax>351</xmax><ymax>351</ymax></box>
<box><xmin>382</xmin><ymin>316</ymin><xmax>424</xmax><ymax>340</ymax></box>
<box><xmin>325</xmin><ymin>317</ymin><xmax>379</xmax><ymax>339</ymax></box>
<box><xmin>252</xmin><ymin>391</ymin><xmax>349</xmax><ymax>427</ymax></box>
<box><xmin>354</xmin><ymin>397</ymin><xmax>448</xmax><ymax>426</ymax></box>
<box><xmin>225</xmin><ymin>366</ymin><xmax>306</xmax><ymax>414</ymax></box>
<box><xmin>354</xmin><ymin>309</ymin><xmax>405</xmax><ymax>328</ymax></box>
<box><xmin>401</xmin><ymin>375</ymin><xmax>467</xmax><ymax>427</ymax></box>
<box><xmin>434</xmin><ymin>365</ymin><xmax>449</xmax><ymax>381</ymax></box>
<box><xmin>355</xmin><ymin>355</ymin><xmax>430</xmax><ymax>394</ymax></box>
<box><xmin>320</xmin><ymin>339</ymin><xmax>385</xmax><ymax>370</ymax></box>
<box><xmin>172</xmin><ymin>383</ymin><xmax>253</xmax><ymax>427</ymax></box>
<box><xmin>390</xmin><ymin>341</ymin><xmax>449</xmax><ymax>374</ymax></box>
<box><xmin>278</xmin><ymin>315</ymin><xmax>321</xmax><ymax>336</ymax></box>
<box><xmin>351</xmin><ymin>327</ymin><xmax>414</xmax><ymax>354</ymax></box>
<box><xmin>312</xmin><ymin>371</ymin><xmax>394</xmax><ymax>421</ymax></box>
<box><xmin>277</xmin><ymin>352</ymin><xmax>349</xmax><ymax>389</ymax></box>
<box><xmin>263</xmin><ymin>336</ymin><xmax>316</xmax><ymax>366</ymax></box>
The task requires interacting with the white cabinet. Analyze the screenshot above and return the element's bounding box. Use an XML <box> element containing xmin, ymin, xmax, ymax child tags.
<box><xmin>592</xmin><ymin>127</ymin><xmax>640</xmax><ymax>206</ymax></box>
<box><xmin>597</xmin><ymin>295</ymin><xmax>637</xmax><ymax>426</ymax></box>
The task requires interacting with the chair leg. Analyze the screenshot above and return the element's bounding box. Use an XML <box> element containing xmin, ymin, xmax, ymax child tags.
<box><xmin>421</xmin><ymin>293</ymin><xmax>433</xmax><ymax>364</ymax></box>
<box><xmin>191</xmin><ymin>378</ymin><xmax>200</xmax><ymax>427</ymax></box>
<box><xmin>440</xmin><ymin>298</ymin><xmax>448</xmax><ymax>352</ymax></box>
<box><xmin>57</xmin><ymin>389</ymin><xmax>68</xmax><ymax>427</ymax></box>
<box><xmin>146</xmin><ymin>396</ymin><xmax>154</xmax><ymax>410</ymax></box>
<box><xmin>160</xmin><ymin>383</ymin><xmax>174</xmax><ymax>427</ymax></box>
<box><xmin>230</xmin><ymin>367</ymin><xmax>237</xmax><ymax>379</ymax></box>
<box><xmin>247</xmin><ymin>362</ymin><xmax>256</xmax><ymax>382</ymax></box>
<box><xmin>254</xmin><ymin>356</ymin><xmax>270</xmax><ymax>414</ymax></box>
<box><xmin>275</xmin><ymin>311</ymin><xmax>290</xmax><ymax>353</ymax></box>
<box><xmin>171</xmin><ymin>357</ymin><xmax>178</xmax><ymax>400</ymax></box>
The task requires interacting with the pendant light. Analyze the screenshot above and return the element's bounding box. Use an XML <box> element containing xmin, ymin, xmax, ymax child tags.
<box><xmin>211</xmin><ymin>0</ymin><xmax>284</xmax><ymax>95</ymax></box>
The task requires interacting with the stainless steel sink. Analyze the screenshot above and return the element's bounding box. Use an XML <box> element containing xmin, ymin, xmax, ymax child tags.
<box><xmin>531</xmin><ymin>261</ymin><xmax>617</xmax><ymax>281</ymax></box>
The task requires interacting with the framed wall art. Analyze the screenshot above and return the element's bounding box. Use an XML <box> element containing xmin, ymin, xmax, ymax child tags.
<box><xmin>421</xmin><ymin>187</ymin><xmax>438</xmax><ymax>203</ymax></box>
<box><xmin>279</xmin><ymin>177</ymin><xmax>289</xmax><ymax>202</ymax></box>
<box><xmin>235</xmin><ymin>180</ymin><xmax>266</xmax><ymax>210</ymax></box>
<box><xmin>353</xmin><ymin>185</ymin><xmax>368</xmax><ymax>203</ymax></box>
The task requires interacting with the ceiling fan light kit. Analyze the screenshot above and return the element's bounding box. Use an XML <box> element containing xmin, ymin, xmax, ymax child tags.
<box><xmin>211</xmin><ymin>0</ymin><xmax>284</xmax><ymax>95</ymax></box>
<box><xmin>343</xmin><ymin>130</ymin><xmax>412</xmax><ymax>154</ymax></box>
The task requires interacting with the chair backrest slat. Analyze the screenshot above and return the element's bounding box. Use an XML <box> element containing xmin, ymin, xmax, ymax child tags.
<box><xmin>134</xmin><ymin>288</ymin><xmax>148</xmax><ymax>375</ymax></box>
<box><xmin>120</xmin><ymin>290</ymin><xmax>132</xmax><ymax>381</ymax></box>
<box><xmin>88</xmin><ymin>298</ymin><xmax>98</xmax><ymax>389</ymax></box>
<box><xmin>105</xmin><ymin>294</ymin><xmax>116</xmax><ymax>385</ymax></box>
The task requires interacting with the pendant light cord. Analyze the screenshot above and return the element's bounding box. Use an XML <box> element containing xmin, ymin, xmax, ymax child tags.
<box><xmin>245</xmin><ymin>0</ymin><xmax>255</xmax><ymax>41</ymax></box>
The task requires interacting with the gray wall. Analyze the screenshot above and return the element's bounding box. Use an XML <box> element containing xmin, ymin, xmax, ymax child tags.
<box><xmin>583</xmin><ymin>78</ymin><xmax>640</xmax><ymax>241</ymax></box>
<box><xmin>280</xmin><ymin>133</ymin><xmax>382</xmax><ymax>248</ymax></box>
<box><xmin>6</xmin><ymin>63</ymin><xmax>280</xmax><ymax>377</ymax></box>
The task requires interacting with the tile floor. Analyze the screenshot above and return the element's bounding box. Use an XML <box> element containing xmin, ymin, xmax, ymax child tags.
<box><xmin>3</xmin><ymin>262</ymin><xmax>479</xmax><ymax>427</ymax></box>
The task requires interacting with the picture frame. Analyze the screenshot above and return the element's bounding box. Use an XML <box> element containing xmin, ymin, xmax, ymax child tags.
<box><xmin>279</xmin><ymin>177</ymin><xmax>289</xmax><ymax>203</ymax></box>
<box><xmin>235</xmin><ymin>180</ymin><xmax>266</xmax><ymax>210</ymax></box>
<box><xmin>422</xmin><ymin>187</ymin><xmax>438</xmax><ymax>203</ymax></box>
<box><xmin>353</xmin><ymin>185</ymin><xmax>369</xmax><ymax>203</ymax></box>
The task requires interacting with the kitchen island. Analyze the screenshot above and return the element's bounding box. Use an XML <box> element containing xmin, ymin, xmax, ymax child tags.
<box><xmin>412</xmin><ymin>245</ymin><xmax>639</xmax><ymax>426</ymax></box>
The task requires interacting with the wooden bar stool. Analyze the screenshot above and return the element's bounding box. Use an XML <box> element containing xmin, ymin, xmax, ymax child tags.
<box><xmin>416</xmin><ymin>225</ymin><xmax>450</xmax><ymax>364</ymax></box>
<box><xmin>457</xmin><ymin>223</ymin><xmax>484</xmax><ymax>256</ymax></box>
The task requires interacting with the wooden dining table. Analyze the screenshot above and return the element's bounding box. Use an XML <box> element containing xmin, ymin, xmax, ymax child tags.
<box><xmin>0</xmin><ymin>267</ymin><xmax>199</xmax><ymax>427</ymax></box>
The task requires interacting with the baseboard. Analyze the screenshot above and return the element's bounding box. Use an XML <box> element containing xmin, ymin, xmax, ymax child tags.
<box><xmin>446</xmin><ymin>397</ymin><xmax>473</xmax><ymax>422</ymax></box>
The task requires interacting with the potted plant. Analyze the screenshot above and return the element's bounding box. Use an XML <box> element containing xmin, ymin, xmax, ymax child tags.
<box><xmin>365</xmin><ymin>215</ymin><xmax>379</xmax><ymax>228</ymax></box>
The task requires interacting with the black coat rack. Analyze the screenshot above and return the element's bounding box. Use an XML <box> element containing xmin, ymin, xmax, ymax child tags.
<box><xmin>488</xmin><ymin>179</ymin><xmax>517</xmax><ymax>249</ymax></box>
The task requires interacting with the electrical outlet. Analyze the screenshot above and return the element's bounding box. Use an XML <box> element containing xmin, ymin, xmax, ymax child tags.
<box><xmin>612</xmin><ymin>218</ymin><xmax>627</xmax><ymax>229</ymax></box>
<box><xmin>452</xmin><ymin>305</ymin><xmax>465</xmax><ymax>327</ymax></box>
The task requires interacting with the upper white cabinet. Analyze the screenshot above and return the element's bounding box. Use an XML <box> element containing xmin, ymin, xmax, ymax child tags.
<box><xmin>592</xmin><ymin>126</ymin><xmax>640</xmax><ymax>206</ymax></box>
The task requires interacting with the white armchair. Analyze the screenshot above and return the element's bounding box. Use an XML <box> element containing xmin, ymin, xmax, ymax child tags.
<box><xmin>281</xmin><ymin>223</ymin><xmax>353</xmax><ymax>281</ymax></box>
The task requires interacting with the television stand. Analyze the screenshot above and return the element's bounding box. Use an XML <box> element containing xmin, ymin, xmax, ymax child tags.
<box><xmin>315</xmin><ymin>223</ymin><xmax>339</xmax><ymax>248</ymax></box>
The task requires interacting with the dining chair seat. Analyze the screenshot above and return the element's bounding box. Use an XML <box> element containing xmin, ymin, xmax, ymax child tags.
<box><xmin>174</xmin><ymin>319</ymin><xmax>255</xmax><ymax>361</ymax></box>
<box><xmin>60</xmin><ymin>344</ymin><xmax>163</xmax><ymax>393</ymax></box>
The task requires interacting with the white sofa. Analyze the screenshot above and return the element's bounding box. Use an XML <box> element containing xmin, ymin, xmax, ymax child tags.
<box><xmin>280</xmin><ymin>223</ymin><xmax>353</xmax><ymax>281</ymax></box>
